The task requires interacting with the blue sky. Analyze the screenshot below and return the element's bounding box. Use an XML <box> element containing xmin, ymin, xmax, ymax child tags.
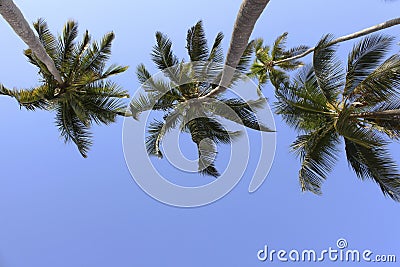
<box><xmin>0</xmin><ymin>0</ymin><xmax>399</xmax><ymax>266</ymax></box>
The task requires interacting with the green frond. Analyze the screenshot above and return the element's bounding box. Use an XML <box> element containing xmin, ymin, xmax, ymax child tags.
<box><xmin>274</xmin><ymin>66</ymin><xmax>334</xmax><ymax>131</ymax></box>
<box><xmin>24</xmin><ymin>48</ymin><xmax>55</xmax><ymax>81</ymax></box>
<box><xmin>211</xmin><ymin>97</ymin><xmax>273</xmax><ymax>132</ymax></box>
<box><xmin>185</xmin><ymin>117</ymin><xmax>221</xmax><ymax>177</ymax></box>
<box><xmin>344</xmin><ymin>139</ymin><xmax>400</xmax><ymax>201</ymax></box>
<box><xmin>336</xmin><ymin>109</ymin><xmax>387</xmax><ymax>148</ymax></box>
<box><xmin>33</xmin><ymin>18</ymin><xmax>58</xmax><ymax>60</ymax></box>
<box><xmin>278</xmin><ymin>45</ymin><xmax>309</xmax><ymax>71</ymax></box>
<box><xmin>197</xmin><ymin>138</ymin><xmax>219</xmax><ymax>177</ymax></box>
<box><xmin>69</xmin><ymin>30</ymin><xmax>91</xmax><ymax>79</ymax></box>
<box><xmin>59</xmin><ymin>20</ymin><xmax>79</xmax><ymax>74</ymax></box>
<box><xmin>55</xmin><ymin>103</ymin><xmax>93</xmax><ymax>158</ymax></box>
<box><xmin>151</xmin><ymin>31</ymin><xmax>179</xmax><ymax>71</ymax></box>
<box><xmin>208</xmin><ymin>32</ymin><xmax>224</xmax><ymax>63</ymax></box>
<box><xmin>186</xmin><ymin>20</ymin><xmax>209</xmax><ymax>62</ymax></box>
<box><xmin>102</xmin><ymin>64</ymin><xmax>129</xmax><ymax>78</ymax></box>
<box><xmin>291</xmin><ymin>125</ymin><xmax>340</xmax><ymax>194</ymax></box>
<box><xmin>0</xmin><ymin>84</ymin><xmax>51</xmax><ymax>110</ymax></box>
<box><xmin>80</xmin><ymin>32</ymin><xmax>115</xmax><ymax>73</ymax></box>
<box><xmin>146</xmin><ymin>108</ymin><xmax>183</xmax><ymax>158</ymax></box>
<box><xmin>352</xmin><ymin>54</ymin><xmax>400</xmax><ymax>105</ymax></box>
<box><xmin>129</xmin><ymin>92</ymin><xmax>171</xmax><ymax>120</ymax></box>
<box><xmin>313</xmin><ymin>34</ymin><xmax>344</xmax><ymax>104</ymax></box>
<box><xmin>80</xmin><ymin>81</ymin><xmax>129</xmax><ymax>124</ymax></box>
<box><xmin>136</xmin><ymin>64</ymin><xmax>177</xmax><ymax>95</ymax></box>
<box><xmin>146</xmin><ymin>120</ymin><xmax>166</xmax><ymax>158</ymax></box>
<box><xmin>271</xmin><ymin>32</ymin><xmax>288</xmax><ymax>60</ymax></box>
<box><xmin>344</xmin><ymin>34</ymin><xmax>394</xmax><ymax>98</ymax></box>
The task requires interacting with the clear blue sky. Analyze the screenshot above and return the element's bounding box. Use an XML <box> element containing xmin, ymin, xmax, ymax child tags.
<box><xmin>0</xmin><ymin>0</ymin><xmax>399</xmax><ymax>266</ymax></box>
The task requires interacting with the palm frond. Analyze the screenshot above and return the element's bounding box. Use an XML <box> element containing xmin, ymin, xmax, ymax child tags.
<box><xmin>55</xmin><ymin>103</ymin><xmax>93</xmax><ymax>158</ymax></box>
<box><xmin>69</xmin><ymin>30</ymin><xmax>91</xmax><ymax>79</ymax></box>
<box><xmin>352</xmin><ymin>54</ymin><xmax>400</xmax><ymax>105</ymax></box>
<box><xmin>59</xmin><ymin>20</ymin><xmax>79</xmax><ymax>74</ymax></box>
<box><xmin>208</xmin><ymin>32</ymin><xmax>224</xmax><ymax>63</ymax></box>
<box><xmin>271</xmin><ymin>32</ymin><xmax>288</xmax><ymax>60</ymax></box>
<box><xmin>274</xmin><ymin>66</ymin><xmax>334</xmax><ymax>131</ymax></box>
<box><xmin>185</xmin><ymin>117</ymin><xmax>222</xmax><ymax>177</ymax></box>
<box><xmin>291</xmin><ymin>125</ymin><xmax>340</xmax><ymax>194</ymax></box>
<box><xmin>210</xmin><ymin>97</ymin><xmax>273</xmax><ymax>132</ymax></box>
<box><xmin>80</xmin><ymin>32</ymin><xmax>114</xmax><ymax>73</ymax></box>
<box><xmin>102</xmin><ymin>64</ymin><xmax>129</xmax><ymax>78</ymax></box>
<box><xmin>344</xmin><ymin>139</ymin><xmax>400</xmax><ymax>201</ymax></box>
<box><xmin>130</xmin><ymin>89</ymin><xmax>179</xmax><ymax>120</ymax></box>
<box><xmin>33</xmin><ymin>18</ymin><xmax>58</xmax><ymax>61</ymax></box>
<box><xmin>0</xmin><ymin>84</ymin><xmax>51</xmax><ymax>110</ymax></box>
<box><xmin>146</xmin><ymin>108</ymin><xmax>184</xmax><ymax>158</ymax></box>
<box><xmin>151</xmin><ymin>31</ymin><xmax>179</xmax><ymax>72</ymax></box>
<box><xmin>313</xmin><ymin>34</ymin><xmax>344</xmax><ymax>104</ymax></box>
<box><xmin>336</xmin><ymin>109</ymin><xmax>387</xmax><ymax>148</ymax></box>
<box><xmin>186</xmin><ymin>20</ymin><xmax>209</xmax><ymax>62</ymax></box>
<box><xmin>279</xmin><ymin>44</ymin><xmax>309</xmax><ymax>71</ymax></box>
<box><xmin>344</xmin><ymin>34</ymin><xmax>394</xmax><ymax>97</ymax></box>
<box><xmin>81</xmin><ymin>81</ymin><xmax>129</xmax><ymax>124</ymax></box>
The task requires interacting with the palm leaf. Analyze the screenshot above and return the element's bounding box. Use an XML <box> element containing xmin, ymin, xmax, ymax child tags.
<box><xmin>80</xmin><ymin>32</ymin><xmax>114</xmax><ymax>73</ymax></box>
<box><xmin>352</xmin><ymin>54</ymin><xmax>400</xmax><ymax>105</ymax></box>
<box><xmin>0</xmin><ymin>84</ymin><xmax>51</xmax><ymax>110</ymax></box>
<box><xmin>208</xmin><ymin>32</ymin><xmax>224</xmax><ymax>63</ymax></box>
<box><xmin>186</xmin><ymin>20</ymin><xmax>209</xmax><ymax>62</ymax></box>
<box><xmin>313</xmin><ymin>34</ymin><xmax>344</xmax><ymax>104</ymax></box>
<box><xmin>59</xmin><ymin>20</ymin><xmax>79</xmax><ymax>74</ymax></box>
<box><xmin>152</xmin><ymin>31</ymin><xmax>179</xmax><ymax>70</ymax></box>
<box><xmin>291</xmin><ymin>125</ymin><xmax>340</xmax><ymax>194</ymax></box>
<box><xmin>211</xmin><ymin>97</ymin><xmax>273</xmax><ymax>132</ymax></box>
<box><xmin>344</xmin><ymin>139</ymin><xmax>400</xmax><ymax>201</ymax></box>
<box><xmin>55</xmin><ymin>103</ymin><xmax>92</xmax><ymax>158</ymax></box>
<box><xmin>33</xmin><ymin>18</ymin><xmax>58</xmax><ymax>61</ymax></box>
<box><xmin>344</xmin><ymin>34</ymin><xmax>394</xmax><ymax>98</ymax></box>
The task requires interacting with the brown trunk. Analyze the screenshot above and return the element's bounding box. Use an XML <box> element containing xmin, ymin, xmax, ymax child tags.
<box><xmin>0</xmin><ymin>0</ymin><xmax>63</xmax><ymax>84</ymax></box>
<box><xmin>274</xmin><ymin>17</ymin><xmax>400</xmax><ymax>66</ymax></box>
<box><xmin>202</xmin><ymin>0</ymin><xmax>270</xmax><ymax>99</ymax></box>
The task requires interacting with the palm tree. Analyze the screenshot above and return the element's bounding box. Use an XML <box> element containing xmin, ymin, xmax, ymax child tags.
<box><xmin>250</xmin><ymin>33</ymin><xmax>308</xmax><ymax>91</ymax></box>
<box><xmin>274</xmin><ymin>34</ymin><xmax>400</xmax><ymax>201</ymax></box>
<box><xmin>130</xmin><ymin>20</ymin><xmax>273</xmax><ymax>177</ymax></box>
<box><xmin>0</xmin><ymin>0</ymin><xmax>62</xmax><ymax>83</ymax></box>
<box><xmin>0</xmin><ymin>19</ymin><xmax>129</xmax><ymax>157</ymax></box>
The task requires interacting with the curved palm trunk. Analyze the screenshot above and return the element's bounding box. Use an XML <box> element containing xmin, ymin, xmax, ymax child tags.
<box><xmin>274</xmin><ymin>17</ymin><xmax>400</xmax><ymax>66</ymax></box>
<box><xmin>0</xmin><ymin>0</ymin><xmax>62</xmax><ymax>84</ymax></box>
<box><xmin>203</xmin><ymin>0</ymin><xmax>270</xmax><ymax>98</ymax></box>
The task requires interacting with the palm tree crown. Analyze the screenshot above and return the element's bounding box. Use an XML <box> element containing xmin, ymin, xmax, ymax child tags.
<box><xmin>130</xmin><ymin>20</ymin><xmax>273</xmax><ymax>177</ymax></box>
<box><xmin>250</xmin><ymin>32</ymin><xmax>308</xmax><ymax>90</ymax></box>
<box><xmin>274</xmin><ymin>34</ymin><xmax>400</xmax><ymax>201</ymax></box>
<box><xmin>0</xmin><ymin>19</ymin><xmax>129</xmax><ymax>157</ymax></box>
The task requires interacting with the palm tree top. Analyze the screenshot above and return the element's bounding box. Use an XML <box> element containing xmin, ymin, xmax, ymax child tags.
<box><xmin>0</xmin><ymin>19</ymin><xmax>129</xmax><ymax>157</ymax></box>
<box><xmin>130</xmin><ymin>20</ymin><xmax>273</xmax><ymax>177</ymax></box>
<box><xmin>274</xmin><ymin>33</ymin><xmax>400</xmax><ymax>201</ymax></box>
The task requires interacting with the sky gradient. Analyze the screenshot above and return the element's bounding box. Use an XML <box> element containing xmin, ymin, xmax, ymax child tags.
<box><xmin>0</xmin><ymin>1</ymin><xmax>399</xmax><ymax>266</ymax></box>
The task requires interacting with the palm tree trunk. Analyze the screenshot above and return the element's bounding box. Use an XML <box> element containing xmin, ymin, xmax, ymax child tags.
<box><xmin>202</xmin><ymin>0</ymin><xmax>270</xmax><ymax>99</ymax></box>
<box><xmin>0</xmin><ymin>0</ymin><xmax>63</xmax><ymax>84</ymax></box>
<box><xmin>274</xmin><ymin>17</ymin><xmax>400</xmax><ymax>66</ymax></box>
